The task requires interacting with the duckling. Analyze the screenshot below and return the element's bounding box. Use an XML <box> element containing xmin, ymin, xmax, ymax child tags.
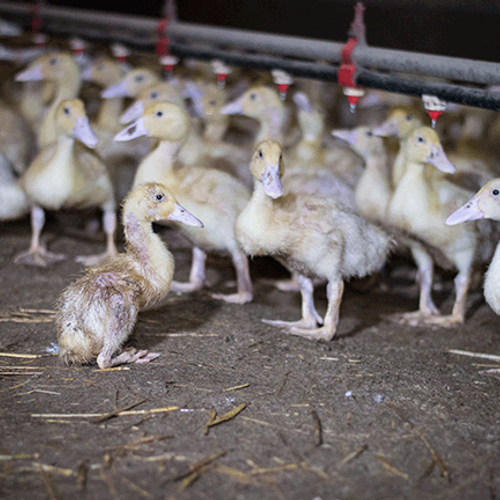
<box><xmin>101</xmin><ymin>66</ymin><xmax>160</xmax><ymax>101</ymax></box>
<box><xmin>372</xmin><ymin>106</ymin><xmax>424</xmax><ymax>189</ymax></box>
<box><xmin>15</xmin><ymin>99</ymin><xmax>117</xmax><ymax>267</ymax></box>
<box><xmin>220</xmin><ymin>85</ymin><xmax>287</xmax><ymax>145</ymax></box>
<box><xmin>56</xmin><ymin>182</ymin><xmax>203</xmax><ymax>369</ymax></box>
<box><xmin>387</xmin><ymin>126</ymin><xmax>497</xmax><ymax>327</ymax></box>
<box><xmin>235</xmin><ymin>140</ymin><xmax>393</xmax><ymax>340</ymax></box>
<box><xmin>331</xmin><ymin>126</ymin><xmax>391</xmax><ymax>223</ymax></box>
<box><xmin>0</xmin><ymin>152</ymin><xmax>29</xmax><ymax>221</ymax></box>
<box><xmin>15</xmin><ymin>52</ymin><xmax>82</xmax><ymax>149</ymax></box>
<box><xmin>446</xmin><ymin>178</ymin><xmax>500</xmax><ymax>320</ymax></box>
<box><xmin>115</xmin><ymin>102</ymin><xmax>253</xmax><ymax>304</ymax></box>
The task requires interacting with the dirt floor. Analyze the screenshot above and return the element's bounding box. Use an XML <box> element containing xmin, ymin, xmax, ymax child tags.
<box><xmin>1</xmin><ymin>214</ymin><xmax>500</xmax><ymax>500</ymax></box>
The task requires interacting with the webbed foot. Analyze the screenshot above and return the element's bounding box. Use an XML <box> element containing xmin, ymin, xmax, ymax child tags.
<box><xmin>14</xmin><ymin>247</ymin><xmax>66</xmax><ymax>267</ymax></box>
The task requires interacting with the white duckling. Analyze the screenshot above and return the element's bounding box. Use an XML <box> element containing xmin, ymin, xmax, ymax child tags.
<box><xmin>56</xmin><ymin>182</ymin><xmax>203</xmax><ymax>369</ymax></box>
<box><xmin>0</xmin><ymin>152</ymin><xmax>29</xmax><ymax>221</ymax></box>
<box><xmin>115</xmin><ymin>102</ymin><xmax>253</xmax><ymax>304</ymax></box>
<box><xmin>236</xmin><ymin>140</ymin><xmax>393</xmax><ymax>341</ymax></box>
<box><xmin>387</xmin><ymin>126</ymin><xmax>497</xmax><ymax>327</ymax></box>
<box><xmin>446</xmin><ymin>178</ymin><xmax>500</xmax><ymax>320</ymax></box>
<box><xmin>15</xmin><ymin>52</ymin><xmax>82</xmax><ymax>149</ymax></box>
<box><xmin>15</xmin><ymin>99</ymin><xmax>117</xmax><ymax>267</ymax></box>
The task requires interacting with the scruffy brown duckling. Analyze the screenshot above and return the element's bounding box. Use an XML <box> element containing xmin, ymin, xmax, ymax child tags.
<box><xmin>56</xmin><ymin>182</ymin><xmax>203</xmax><ymax>369</ymax></box>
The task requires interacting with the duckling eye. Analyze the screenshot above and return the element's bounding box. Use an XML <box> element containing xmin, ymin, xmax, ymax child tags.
<box><xmin>209</xmin><ymin>100</ymin><xmax>217</xmax><ymax>106</ymax></box>
<box><xmin>366</xmin><ymin>130</ymin><xmax>373</xmax><ymax>137</ymax></box>
<box><xmin>258</xmin><ymin>150</ymin><xmax>263</xmax><ymax>158</ymax></box>
<box><xmin>151</xmin><ymin>92</ymin><xmax>158</xmax><ymax>99</ymax></box>
<box><xmin>49</xmin><ymin>58</ymin><xmax>57</xmax><ymax>65</ymax></box>
<box><xmin>417</xmin><ymin>136</ymin><xmax>425</xmax><ymax>143</ymax></box>
<box><xmin>135</xmin><ymin>75</ymin><xmax>144</xmax><ymax>82</ymax></box>
<box><xmin>155</xmin><ymin>193</ymin><xmax>164</xmax><ymax>201</ymax></box>
<box><xmin>155</xmin><ymin>111</ymin><xmax>163</xmax><ymax>117</ymax></box>
<box><xmin>406</xmin><ymin>114</ymin><xmax>413</xmax><ymax>121</ymax></box>
<box><xmin>63</xmin><ymin>107</ymin><xmax>70</xmax><ymax>115</ymax></box>
<box><xmin>250</xmin><ymin>93</ymin><xmax>257</xmax><ymax>101</ymax></box>
<box><xmin>493</xmin><ymin>189</ymin><xmax>500</xmax><ymax>196</ymax></box>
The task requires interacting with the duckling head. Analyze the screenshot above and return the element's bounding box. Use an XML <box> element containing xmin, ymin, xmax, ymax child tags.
<box><xmin>115</xmin><ymin>101</ymin><xmax>190</xmax><ymax>143</ymax></box>
<box><xmin>251</xmin><ymin>141</ymin><xmax>284</xmax><ymax>199</ymax></box>
<box><xmin>120</xmin><ymin>82</ymin><xmax>185</xmax><ymax>124</ymax></box>
<box><xmin>220</xmin><ymin>85</ymin><xmax>283</xmax><ymax>120</ymax></box>
<box><xmin>407</xmin><ymin>127</ymin><xmax>455</xmax><ymax>174</ymax></box>
<box><xmin>55</xmin><ymin>99</ymin><xmax>99</xmax><ymax>149</ymax></box>
<box><xmin>332</xmin><ymin>126</ymin><xmax>384</xmax><ymax>158</ymax></box>
<box><xmin>446</xmin><ymin>178</ymin><xmax>500</xmax><ymax>225</ymax></box>
<box><xmin>184</xmin><ymin>80</ymin><xmax>225</xmax><ymax>118</ymax></box>
<box><xmin>15</xmin><ymin>51</ymin><xmax>80</xmax><ymax>83</ymax></box>
<box><xmin>372</xmin><ymin>106</ymin><xmax>423</xmax><ymax>138</ymax></box>
<box><xmin>82</xmin><ymin>56</ymin><xmax>127</xmax><ymax>86</ymax></box>
<box><xmin>293</xmin><ymin>92</ymin><xmax>324</xmax><ymax>141</ymax></box>
<box><xmin>123</xmin><ymin>182</ymin><xmax>203</xmax><ymax>227</ymax></box>
<box><xmin>101</xmin><ymin>67</ymin><xmax>159</xmax><ymax>99</ymax></box>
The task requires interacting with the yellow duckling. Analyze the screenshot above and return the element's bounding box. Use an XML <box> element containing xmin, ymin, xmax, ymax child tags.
<box><xmin>387</xmin><ymin>126</ymin><xmax>497</xmax><ymax>327</ymax></box>
<box><xmin>15</xmin><ymin>99</ymin><xmax>117</xmax><ymax>267</ymax></box>
<box><xmin>56</xmin><ymin>182</ymin><xmax>203</xmax><ymax>369</ymax></box>
<box><xmin>446</xmin><ymin>178</ymin><xmax>500</xmax><ymax>320</ymax></box>
<box><xmin>235</xmin><ymin>140</ymin><xmax>393</xmax><ymax>341</ymax></box>
<box><xmin>15</xmin><ymin>52</ymin><xmax>82</xmax><ymax>150</ymax></box>
<box><xmin>372</xmin><ymin>106</ymin><xmax>424</xmax><ymax>189</ymax></box>
<box><xmin>115</xmin><ymin>102</ymin><xmax>253</xmax><ymax>304</ymax></box>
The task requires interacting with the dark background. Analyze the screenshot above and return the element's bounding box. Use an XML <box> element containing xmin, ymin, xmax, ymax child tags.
<box><xmin>25</xmin><ymin>1</ymin><xmax>500</xmax><ymax>62</ymax></box>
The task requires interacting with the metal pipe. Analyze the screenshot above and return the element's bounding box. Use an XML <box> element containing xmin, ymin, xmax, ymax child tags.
<box><xmin>168</xmin><ymin>21</ymin><xmax>500</xmax><ymax>86</ymax></box>
<box><xmin>172</xmin><ymin>42</ymin><xmax>500</xmax><ymax>110</ymax></box>
<box><xmin>0</xmin><ymin>1</ymin><xmax>498</xmax><ymax>106</ymax></box>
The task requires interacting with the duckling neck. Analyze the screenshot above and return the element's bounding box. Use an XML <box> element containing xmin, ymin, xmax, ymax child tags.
<box><xmin>134</xmin><ymin>139</ymin><xmax>181</xmax><ymax>187</ymax></box>
<box><xmin>237</xmin><ymin>182</ymin><xmax>284</xmax><ymax>256</ymax></box>
<box><xmin>39</xmin><ymin>76</ymin><xmax>82</xmax><ymax>148</ymax></box>
<box><xmin>124</xmin><ymin>212</ymin><xmax>174</xmax><ymax>304</ymax></box>
<box><xmin>96</xmin><ymin>97</ymin><xmax>123</xmax><ymax>132</ymax></box>
<box><xmin>256</xmin><ymin>107</ymin><xmax>285</xmax><ymax>143</ymax></box>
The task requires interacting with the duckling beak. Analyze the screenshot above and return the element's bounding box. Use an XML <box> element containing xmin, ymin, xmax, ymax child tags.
<box><xmin>261</xmin><ymin>162</ymin><xmax>283</xmax><ymax>199</ymax></box>
<box><xmin>15</xmin><ymin>63</ymin><xmax>43</xmax><ymax>82</ymax></box>
<box><xmin>114</xmin><ymin>118</ymin><xmax>148</xmax><ymax>142</ymax></box>
<box><xmin>120</xmin><ymin>100</ymin><xmax>144</xmax><ymax>124</ymax></box>
<box><xmin>292</xmin><ymin>92</ymin><xmax>312</xmax><ymax>113</ymax></box>
<box><xmin>445</xmin><ymin>196</ymin><xmax>483</xmax><ymax>225</ymax></box>
<box><xmin>372</xmin><ymin>119</ymin><xmax>398</xmax><ymax>137</ymax></box>
<box><xmin>220</xmin><ymin>96</ymin><xmax>243</xmax><ymax>115</ymax></box>
<box><xmin>73</xmin><ymin>116</ymin><xmax>99</xmax><ymax>149</ymax></box>
<box><xmin>102</xmin><ymin>78</ymin><xmax>129</xmax><ymax>98</ymax></box>
<box><xmin>426</xmin><ymin>145</ymin><xmax>456</xmax><ymax>174</ymax></box>
<box><xmin>167</xmin><ymin>203</ymin><xmax>204</xmax><ymax>227</ymax></box>
<box><xmin>331</xmin><ymin>129</ymin><xmax>357</xmax><ymax>146</ymax></box>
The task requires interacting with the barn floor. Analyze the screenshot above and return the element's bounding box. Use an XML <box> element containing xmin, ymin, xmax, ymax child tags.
<box><xmin>1</xmin><ymin>215</ymin><xmax>499</xmax><ymax>500</ymax></box>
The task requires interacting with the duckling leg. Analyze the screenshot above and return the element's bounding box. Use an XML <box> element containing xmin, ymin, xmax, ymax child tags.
<box><xmin>419</xmin><ymin>253</ymin><xmax>474</xmax><ymax>328</ymax></box>
<box><xmin>262</xmin><ymin>270</ymin><xmax>301</xmax><ymax>292</ymax></box>
<box><xmin>76</xmin><ymin>209</ymin><xmax>118</xmax><ymax>267</ymax></box>
<box><xmin>98</xmin><ymin>348</ymin><xmax>160</xmax><ymax>369</ymax></box>
<box><xmin>212</xmin><ymin>249</ymin><xmax>253</xmax><ymax>304</ymax></box>
<box><xmin>14</xmin><ymin>206</ymin><xmax>66</xmax><ymax>266</ymax></box>
<box><xmin>388</xmin><ymin>246</ymin><xmax>440</xmax><ymax>326</ymax></box>
<box><xmin>263</xmin><ymin>275</ymin><xmax>323</xmax><ymax>330</ymax></box>
<box><xmin>171</xmin><ymin>247</ymin><xmax>207</xmax><ymax>293</ymax></box>
<box><xmin>289</xmin><ymin>279</ymin><xmax>344</xmax><ymax>342</ymax></box>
